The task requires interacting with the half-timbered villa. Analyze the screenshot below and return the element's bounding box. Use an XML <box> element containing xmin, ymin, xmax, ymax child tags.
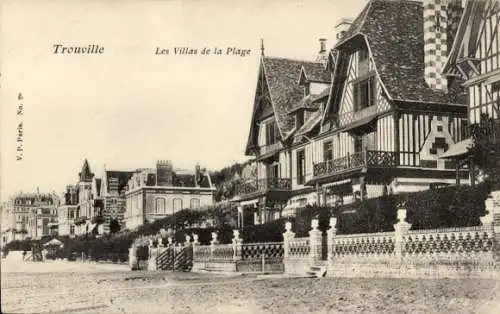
<box><xmin>442</xmin><ymin>0</ymin><xmax>500</xmax><ymax>183</ymax></box>
<box><xmin>235</xmin><ymin>0</ymin><xmax>473</xmax><ymax>226</ymax></box>
<box><xmin>311</xmin><ymin>0</ymin><xmax>470</xmax><ymax>205</ymax></box>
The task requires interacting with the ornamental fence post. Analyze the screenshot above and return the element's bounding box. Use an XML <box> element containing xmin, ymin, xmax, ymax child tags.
<box><xmin>393</xmin><ymin>207</ymin><xmax>411</xmax><ymax>264</ymax></box>
<box><xmin>192</xmin><ymin>233</ymin><xmax>199</xmax><ymax>260</ymax></box>
<box><xmin>309</xmin><ymin>218</ymin><xmax>322</xmax><ymax>263</ymax></box>
<box><xmin>327</xmin><ymin>217</ymin><xmax>337</xmax><ymax>262</ymax></box>
<box><xmin>484</xmin><ymin>190</ymin><xmax>500</xmax><ymax>263</ymax></box>
<box><xmin>283</xmin><ymin>221</ymin><xmax>295</xmax><ymax>259</ymax></box>
<box><xmin>232</xmin><ymin>230</ymin><xmax>242</xmax><ymax>261</ymax></box>
<box><xmin>147</xmin><ymin>239</ymin><xmax>157</xmax><ymax>271</ymax></box>
<box><xmin>210</xmin><ymin>232</ymin><xmax>219</xmax><ymax>260</ymax></box>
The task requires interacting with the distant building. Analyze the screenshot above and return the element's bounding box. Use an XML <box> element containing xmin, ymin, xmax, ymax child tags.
<box><xmin>124</xmin><ymin>161</ymin><xmax>215</xmax><ymax>230</ymax></box>
<box><xmin>98</xmin><ymin>167</ymin><xmax>135</xmax><ymax>233</ymax></box>
<box><xmin>1</xmin><ymin>189</ymin><xmax>59</xmax><ymax>242</ymax></box>
<box><xmin>57</xmin><ymin>185</ymin><xmax>78</xmax><ymax>237</ymax></box>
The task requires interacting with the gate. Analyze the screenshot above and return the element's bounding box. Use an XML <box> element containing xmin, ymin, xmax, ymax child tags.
<box><xmin>155</xmin><ymin>244</ymin><xmax>193</xmax><ymax>271</ymax></box>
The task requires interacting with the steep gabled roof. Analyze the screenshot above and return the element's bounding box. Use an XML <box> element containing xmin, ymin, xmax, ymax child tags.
<box><xmin>300</xmin><ymin>63</ymin><xmax>331</xmax><ymax>83</ymax></box>
<box><xmin>245</xmin><ymin>56</ymin><xmax>325</xmax><ymax>154</ymax></box>
<box><xmin>294</xmin><ymin>110</ymin><xmax>323</xmax><ymax>139</ymax></box>
<box><xmin>443</xmin><ymin>0</ymin><xmax>489</xmax><ymax>76</ymax></box>
<box><xmin>79</xmin><ymin>159</ymin><xmax>94</xmax><ymax>182</ymax></box>
<box><xmin>335</xmin><ymin>0</ymin><xmax>467</xmax><ymax>105</ymax></box>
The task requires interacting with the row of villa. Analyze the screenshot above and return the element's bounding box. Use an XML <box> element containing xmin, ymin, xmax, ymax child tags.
<box><xmin>1</xmin><ymin>0</ymin><xmax>499</xmax><ymax>244</ymax></box>
<box><xmin>231</xmin><ymin>0</ymin><xmax>500</xmax><ymax>228</ymax></box>
<box><xmin>1</xmin><ymin>160</ymin><xmax>216</xmax><ymax>242</ymax></box>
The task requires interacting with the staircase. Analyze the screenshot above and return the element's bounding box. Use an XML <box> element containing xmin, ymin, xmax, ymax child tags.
<box><xmin>305</xmin><ymin>265</ymin><xmax>327</xmax><ymax>278</ymax></box>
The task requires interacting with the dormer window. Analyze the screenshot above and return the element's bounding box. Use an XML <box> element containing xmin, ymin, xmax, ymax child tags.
<box><xmin>354</xmin><ymin>76</ymin><xmax>375</xmax><ymax>110</ymax></box>
<box><xmin>304</xmin><ymin>83</ymin><xmax>310</xmax><ymax>96</ymax></box>
<box><xmin>265</xmin><ymin>120</ymin><xmax>279</xmax><ymax>145</ymax></box>
<box><xmin>359</xmin><ymin>48</ymin><xmax>368</xmax><ymax>62</ymax></box>
<box><xmin>296</xmin><ymin>110</ymin><xmax>305</xmax><ymax>129</ymax></box>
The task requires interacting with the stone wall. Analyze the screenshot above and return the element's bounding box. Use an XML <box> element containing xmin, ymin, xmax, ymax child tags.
<box><xmin>281</xmin><ymin>190</ymin><xmax>500</xmax><ymax>279</ymax></box>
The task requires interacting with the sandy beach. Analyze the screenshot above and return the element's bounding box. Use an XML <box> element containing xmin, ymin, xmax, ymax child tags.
<box><xmin>2</xmin><ymin>258</ymin><xmax>500</xmax><ymax>313</ymax></box>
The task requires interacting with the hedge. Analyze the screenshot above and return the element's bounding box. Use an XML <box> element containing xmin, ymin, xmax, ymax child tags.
<box><xmin>4</xmin><ymin>183</ymin><xmax>490</xmax><ymax>259</ymax></box>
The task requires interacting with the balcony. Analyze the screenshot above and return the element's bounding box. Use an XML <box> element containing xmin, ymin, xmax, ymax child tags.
<box><xmin>313</xmin><ymin>151</ymin><xmax>398</xmax><ymax>178</ymax></box>
<box><xmin>339</xmin><ymin>105</ymin><xmax>378</xmax><ymax>128</ymax></box>
<box><xmin>235</xmin><ymin>177</ymin><xmax>292</xmax><ymax>201</ymax></box>
<box><xmin>258</xmin><ymin>142</ymin><xmax>283</xmax><ymax>160</ymax></box>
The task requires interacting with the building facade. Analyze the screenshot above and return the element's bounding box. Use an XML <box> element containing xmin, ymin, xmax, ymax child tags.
<box><xmin>124</xmin><ymin>161</ymin><xmax>215</xmax><ymax>230</ymax></box>
<box><xmin>235</xmin><ymin>0</ymin><xmax>472</xmax><ymax>227</ymax></box>
<box><xmin>1</xmin><ymin>190</ymin><xmax>59</xmax><ymax>242</ymax></box>
<box><xmin>442</xmin><ymin>0</ymin><xmax>500</xmax><ymax>173</ymax></box>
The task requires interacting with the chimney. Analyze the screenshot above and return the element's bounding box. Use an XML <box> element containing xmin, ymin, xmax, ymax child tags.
<box><xmin>156</xmin><ymin>160</ymin><xmax>173</xmax><ymax>186</ymax></box>
<box><xmin>334</xmin><ymin>18</ymin><xmax>353</xmax><ymax>42</ymax></box>
<box><xmin>423</xmin><ymin>0</ymin><xmax>463</xmax><ymax>91</ymax></box>
<box><xmin>315</xmin><ymin>38</ymin><xmax>328</xmax><ymax>66</ymax></box>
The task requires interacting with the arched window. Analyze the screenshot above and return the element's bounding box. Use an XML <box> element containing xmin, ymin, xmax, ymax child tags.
<box><xmin>190</xmin><ymin>198</ymin><xmax>200</xmax><ymax>209</ymax></box>
<box><xmin>155</xmin><ymin>198</ymin><xmax>166</xmax><ymax>214</ymax></box>
<box><xmin>173</xmin><ymin>198</ymin><xmax>183</xmax><ymax>212</ymax></box>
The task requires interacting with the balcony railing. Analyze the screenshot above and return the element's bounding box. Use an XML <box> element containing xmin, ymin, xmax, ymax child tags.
<box><xmin>236</xmin><ymin>177</ymin><xmax>292</xmax><ymax>196</ymax></box>
<box><xmin>313</xmin><ymin>151</ymin><xmax>398</xmax><ymax>177</ymax></box>
<box><xmin>259</xmin><ymin>142</ymin><xmax>282</xmax><ymax>156</ymax></box>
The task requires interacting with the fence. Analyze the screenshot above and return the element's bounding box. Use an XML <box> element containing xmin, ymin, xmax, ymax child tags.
<box><xmin>280</xmin><ymin>191</ymin><xmax>500</xmax><ymax>278</ymax></box>
<box><xmin>130</xmin><ymin>190</ymin><xmax>500</xmax><ymax>277</ymax></box>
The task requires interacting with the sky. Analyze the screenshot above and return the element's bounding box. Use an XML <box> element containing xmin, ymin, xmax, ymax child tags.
<box><xmin>0</xmin><ymin>0</ymin><xmax>367</xmax><ymax>201</ymax></box>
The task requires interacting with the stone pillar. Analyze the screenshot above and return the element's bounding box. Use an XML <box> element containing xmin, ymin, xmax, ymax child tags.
<box><xmin>393</xmin><ymin>207</ymin><xmax>411</xmax><ymax>263</ymax></box>
<box><xmin>232</xmin><ymin>229</ymin><xmax>243</xmax><ymax>261</ymax></box>
<box><xmin>147</xmin><ymin>241</ymin><xmax>158</xmax><ymax>271</ymax></box>
<box><xmin>283</xmin><ymin>221</ymin><xmax>295</xmax><ymax>259</ymax></box>
<box><xmin>327</xmin><ymin>217</ymin><xmax>337</xmax><ymax>262</ymax></box>
<box><xmin>210</xmin><ymin>232</ymin><xmax>219</xmax><ymax>259</ymax></box>
<box><xmin>128</xmin><ymin>246</ymin><xmax>137</xmax><ymax>270</ymax></box>
<box><xmin>192</xmin><ymin>233</ymin><xmax>199</xmax><ymax>260</ymax></box>
<box><xmin>309</xmin><ymin>218</ymin><xmax>322</xmax><ymax>263</ymax></box>
<box><xmin>484</xmin><ymin>190</ymin><xmax>500</xmax><ymax>262</ymax></box>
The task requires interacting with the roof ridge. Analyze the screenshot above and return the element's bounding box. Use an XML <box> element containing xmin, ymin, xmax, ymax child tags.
<box><xmin>263</xmin><ymin>55</ymin><xmax>321</xmax><ymax>65</ymax></box>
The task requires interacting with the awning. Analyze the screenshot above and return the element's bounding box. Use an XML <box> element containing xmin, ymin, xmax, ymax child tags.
<box><xmin>322</xmin><ymin>179</ymin><xmax>351</xmax><ymax>188</ymax></box>
<box><xmin>440</xmin><ymin>138</ymin><xmax>474</xmax><ymax>159</ymax></box>
<box><xmin>342</xmin><ymin>116</ymin><xmax>377</xmax><ymax>133</ymax></box>
<box><xmin>238</xmin><ymin>199</ymin><xmax>260</xmax><ymax>207</ymax></box>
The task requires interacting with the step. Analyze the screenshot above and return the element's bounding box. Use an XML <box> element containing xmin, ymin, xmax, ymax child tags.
<box><xmin>307</xmin><ymin>266</ymin><xmax>327</xmax><ymax>278</ymax></box>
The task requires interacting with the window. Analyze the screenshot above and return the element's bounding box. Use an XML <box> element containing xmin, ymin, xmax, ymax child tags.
<box><xmin>265</xmin><ymin>121</ymin><xmax>278</xmax><ymax>145</ymax></box>
<box><xmin>296</xmin><ymin>111</ymin><xmax>304</xmax><ymax>128</ymax></box>
<box><xmin>492</xmin><ymin>81</ymin><xmax>500</xmax><ymax>93</ymax></box>
<box><xmin>297</xmin><ymin>149</ymin><xmax>306</xmax><ymax>185</ymax></box>
<box><xmin>155</xmin><ymin>198</ymin><xmax>166</xmax><ymax>214</ymax></box>
<box><xmin>354</xmin><ymin>77</ymin><xmax>375</xmax><ymax>110</ymax></box>
<box><xmin>70</xmin><ymin>225</ymin><xmax>75</xmax><ymax>235</ymax></box>
<box><xmin>359</xmin><ymin>48</ymin><xmax>368</xmax><ymax>62</ymax></box>
<box><xmin>267</xmin><ymin>163</ymin><xmax>280</xmax><ymax>179</ymax></box>
<box><xmin>354</xmin><ymin>136</ymin><xmax>363</xmax><ymax>153</ymax></box>
<box><xmin>323</xmin><ymin>140</ymin><xmax>333</xmax><ymax>162</ymax></box>
<box><xmin>190</xmin><ymin>198</ymin><xmax>200</xmax><ymax>209</ymax></box>
<box><xmin>173</xmin><ymin>198</ymin><xmax>183</xmax><ymax>212</ymax></box>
